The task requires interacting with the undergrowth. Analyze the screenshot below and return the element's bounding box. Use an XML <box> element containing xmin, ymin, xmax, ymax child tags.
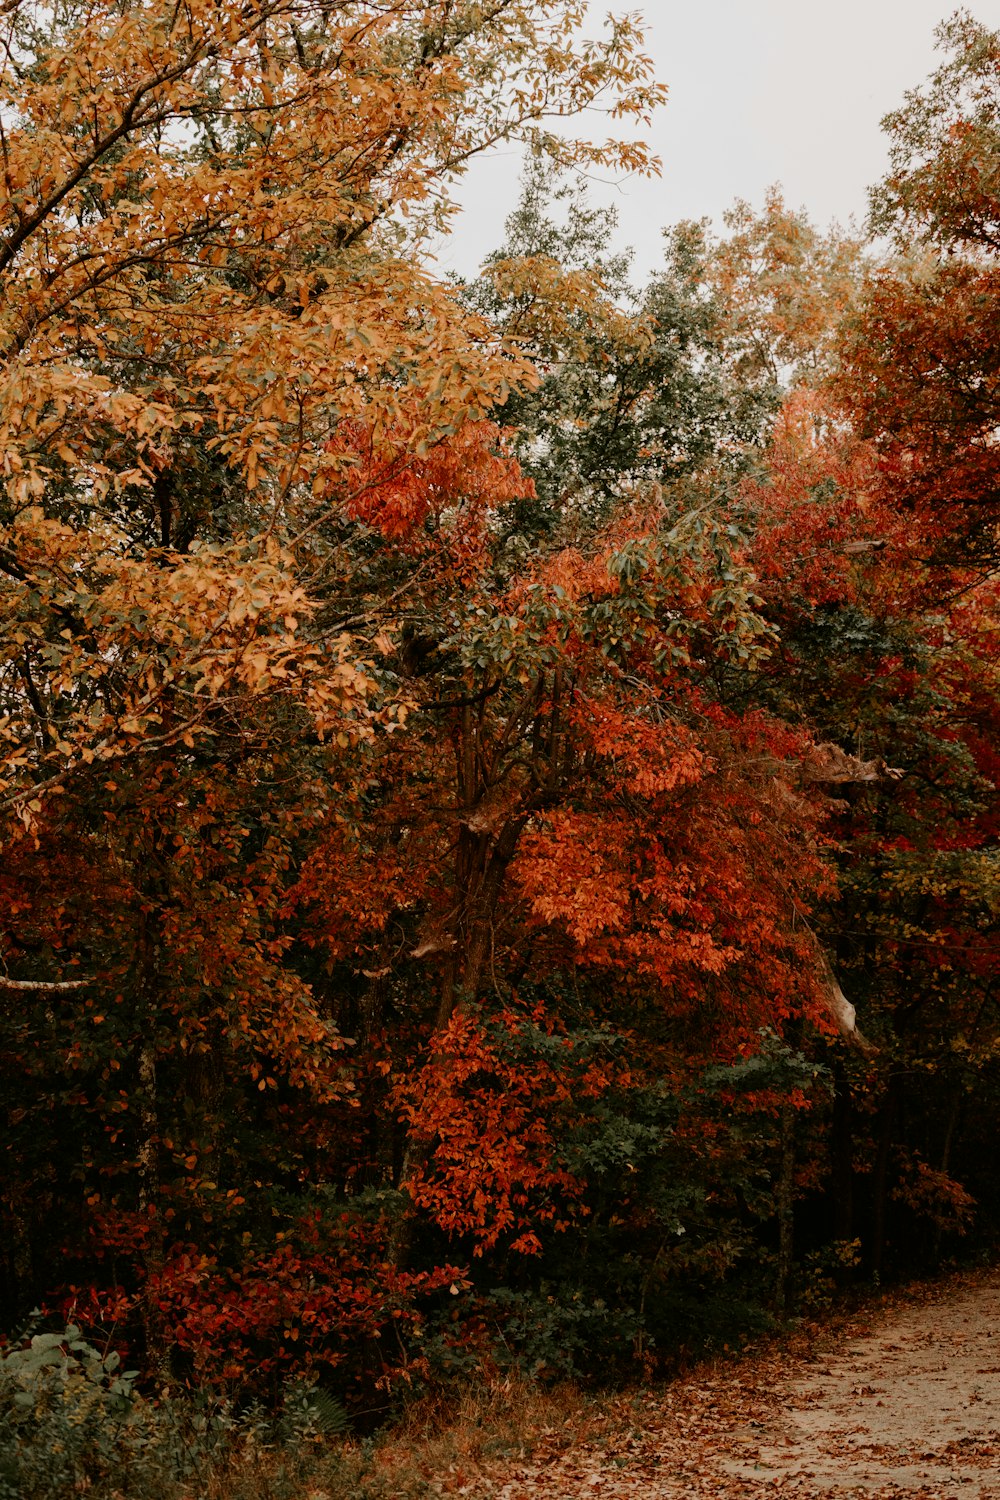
<box><xmin>0</xmin><ymin>1323</ymin><xmax>598</xmax><ymax>1500</ymax></box>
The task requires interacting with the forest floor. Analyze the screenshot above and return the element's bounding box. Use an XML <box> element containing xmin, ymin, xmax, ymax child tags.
<box><xmin>406</xmin><ymin>1268</ymin><xmax>1000</xmax><ymax>1499</ymax></box>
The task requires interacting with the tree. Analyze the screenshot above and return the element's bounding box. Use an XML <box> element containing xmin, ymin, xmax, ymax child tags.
<box><xmin>838</xmin><ymin>12</ymin><xmax>1000</xmax><ymax>574</ymax></box>
<box><xmin>707</xmin><ymin>188</ymin><xmax>865</xmax><ymax>393</ymax></box>
<box><xmin>657</xmin><ymin>30</ymin><xmax>1000</xmax><ymax>1278</ymax></box>
<box><xmin>820</xmin><ymin>15</ymin><xmax>1000</xmax><ymax>1266</ymax></box>
<box><xmin>463</xmin><ymin>163</ymin><xmax>777</xmax><ymax>543</ymax></box>
<box><xmin>0</xmin><ymin>0</ymin><xmax>664</xmax><ymax>808</ymax></box>
<box><xmin>10</xmin><ymin>1</ymin><xmax>1000</xmax><ymax>1393</ymax></box>
<box><xmin>0</xmin><ymin>0</ymin><xmax>666</xmax><ymax>1358</ymax></box>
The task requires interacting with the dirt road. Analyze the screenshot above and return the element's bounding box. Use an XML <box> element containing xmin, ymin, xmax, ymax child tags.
<box><xmin>473</xmin><ymin>1270</ymin><xmax>1000</xmax><ymax>1498</ymax></box>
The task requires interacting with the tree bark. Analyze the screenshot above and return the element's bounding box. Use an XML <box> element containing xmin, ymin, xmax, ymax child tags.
<box><xmin>776</xmin><ymin>1104</ymin><xmax>796</xmax><ymax>1311</ymax></box>
<box><xmin>831</xmin><ymin>1062</ymin><xmax>854</xmax><ymax>1243</ymax></box>
<box><xmin>871</xmin><ymin>1075</ymin><xmax>900</xmax><ymax>1278</ymax></box>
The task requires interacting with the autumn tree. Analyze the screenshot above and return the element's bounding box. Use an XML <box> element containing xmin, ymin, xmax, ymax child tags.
<box><xmin>707</xmin><ymin>188</ymin><xmax>865</xmax><ymax>393</ymax></box>
<box><xmin>0</xmin><ymin>0</ymin><xmax>665</xmax><ymax>1365</ymax></box>
<box><xmin>8</xmin><ymin>0</ymin><xmax>1000</xmax><ymax>1396</ymax></box>
<box><xmin>732</xmin><ymin>387</ymin><xmax>1000</xmax><ymax>1273</ymax></box>
<box><xmin>725</xmin><ymin>14</ymin><xmax>1000</xmax><ymax>1273</ymax></box>
<box><xmin>0</xmin><ymin>0</ymin><xmax>664</xmax><ymax>798</ymax></box>
<box><xmin>838</xmin><ymin>10</ymin><xmax>1000</xmax><ymax>574</ymax></box>
<box><xmin>819</xmin><ymin>12</ymin><xmax>1000</xmax><ymax>1268</ymax></box>
<box><xmin>283</xmin><ymin>184</ymin><xmax>874</xmax><ymax>1315</ymax></box>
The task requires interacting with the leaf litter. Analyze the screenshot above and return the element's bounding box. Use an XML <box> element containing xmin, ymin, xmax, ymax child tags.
<box><xmin>431</xmin><ymin>1269</ymin><xmax>1000</xmax><ymax>1498</ymax></box>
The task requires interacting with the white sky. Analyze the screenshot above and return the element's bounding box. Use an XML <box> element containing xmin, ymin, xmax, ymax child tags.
<box><xmin>433</xmin><ymin>1</ymin><xmax>998</xmax><ymax>283</ymax></box>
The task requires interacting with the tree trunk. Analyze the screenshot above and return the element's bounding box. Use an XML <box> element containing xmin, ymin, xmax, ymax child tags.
<box><xmin>776</xmin><ymin>1104</ymin><xmax>796</xmax><ymax>1311</ymax></box>
<box><xmin>831</xmin><ymin>1063</ymin><xmax>855</xmax><ymax>1243</ymax></box>
<box><xmin>389</xmin><ymin>814</ymin><xmax>526</xmax><ymax>1269</ymax></box>
<box><xmin>932</xmin><ymin>1087</ymin><xmax>964</xmax><ymax>1265</ymax></box>
<box><xmin>871</xmin><ymin>1076</ymin><xmax>899</xmax><ymax>1278</ymax></box>
<box><xmin>135</xmin><ymin>885</ymin><xmax>166</xmax><ymax>1363</ymax></box>
<box><xmin>389</xmin><ymin>668</ymin><xmax>568</xmax><ymax>1269</ymax></box>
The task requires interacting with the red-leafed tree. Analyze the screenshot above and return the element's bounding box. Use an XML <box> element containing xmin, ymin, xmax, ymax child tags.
<box><xmin>838</xmin><ymin>13</ymin><xmax>1000</xmax><ymax>577</ymax></box>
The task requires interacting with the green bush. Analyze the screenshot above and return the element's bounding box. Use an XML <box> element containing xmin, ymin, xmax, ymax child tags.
<box><xmin>484</xmin><ymin>1286</ymin><xmax>643</xmax><ymax>1381</ymax></box>
<box><xmin>0</xmin><ymin>1323</ymin><xmax>356</xmax><ymax>1500</ymax></box>
<box><xmin>0</xmin><ymin>1325</ymin><xmax>159</xmax><ymax>1499</ymax></box>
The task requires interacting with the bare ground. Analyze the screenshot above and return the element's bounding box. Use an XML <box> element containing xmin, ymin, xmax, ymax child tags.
<box><xmin>443</xmin><ymin>1269</ymin><xmax>1000</xmax><ymax>1499</ymax></box>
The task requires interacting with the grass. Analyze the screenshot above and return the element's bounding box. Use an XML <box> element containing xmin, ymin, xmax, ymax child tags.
<box><xmin>213</xmin><ymin>1373</ymin><xmax>599</xmax><ymax>1500</ymax></box>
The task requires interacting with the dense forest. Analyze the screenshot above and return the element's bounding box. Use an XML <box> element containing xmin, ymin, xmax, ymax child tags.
<box><xmin>2</xmin><ymin>0</ymin><xmax>1000</xmax><ymax>1441</ymax></box>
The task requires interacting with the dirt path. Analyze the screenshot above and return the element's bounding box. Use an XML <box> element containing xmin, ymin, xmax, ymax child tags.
<box><xmin>464</xmin><ymin>1270</ymin><xmax>1000</xmax><ymax>1499</ymax></box>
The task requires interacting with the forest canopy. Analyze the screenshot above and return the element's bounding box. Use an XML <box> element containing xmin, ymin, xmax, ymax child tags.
<box><xmin>2</xmin><ymin>0</ymin><xmax>1000</xmax><ymax>1416</ymax></box>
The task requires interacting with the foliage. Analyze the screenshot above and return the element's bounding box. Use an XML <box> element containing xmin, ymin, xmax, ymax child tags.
<box><xmin>0</xmin><ymin>1321</ymin><xmax>396</xmax><ymax>1500</ymax></box>
<box><xmin>462</xmin><ymin>163</ymin><xmax>773</xmax><ymax>537</ymax></box>
<box><xmin>706</xmin><ymin>189</ymin><xmax>866</xmax><ymax>391</ymax></box>
<box><xmin>3</xmin><ymin>0</ymin><xmax>1000</xmax><ymax>1410</ymax></box>
<box><xmin>839</xmin><ymin>12</ymin><xmax>1000</xmax><ymax>571</ymax></box>
<box><xmin>0</xmin><ymin>1323</ymin><xmax>221</xmax><ymax>1499</ymax></box>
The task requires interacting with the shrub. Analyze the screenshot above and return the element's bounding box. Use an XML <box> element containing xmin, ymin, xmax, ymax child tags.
<box><xmin>0</xmin><ymin>1322</ymin><xmax>355</xmax><ymax>1500</ymax></box>
<box><xmin>0</xmin><ymin>1324</ymin><xmax>166</xmax><ymax>1499</ymax></box>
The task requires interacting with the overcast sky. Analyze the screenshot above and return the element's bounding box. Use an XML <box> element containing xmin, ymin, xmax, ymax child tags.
<box><xmin>433</xmin><ymin>1</ymin><xmax>994</xmax><ymax>282</ymax></box>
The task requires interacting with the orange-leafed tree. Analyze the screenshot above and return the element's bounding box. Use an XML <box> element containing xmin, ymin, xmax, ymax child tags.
<box><xmin>0</xmin><ymin>0</ymin><xmax>664</xmax><ymax>805</ymax></box>
<box><xmin>706</xmin><ymin>188</ymin><xmax>866</xmax><ymax>393</ymax></box>
<box><xmin>0</xmin><ymin>0</ymin><xmax>667</xmax><ymax>1369</ymax></box>
<box><xmin>286</xmin><ymin>415</ymin><xmax>854</xmax><ymax>1281</ymax></box>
